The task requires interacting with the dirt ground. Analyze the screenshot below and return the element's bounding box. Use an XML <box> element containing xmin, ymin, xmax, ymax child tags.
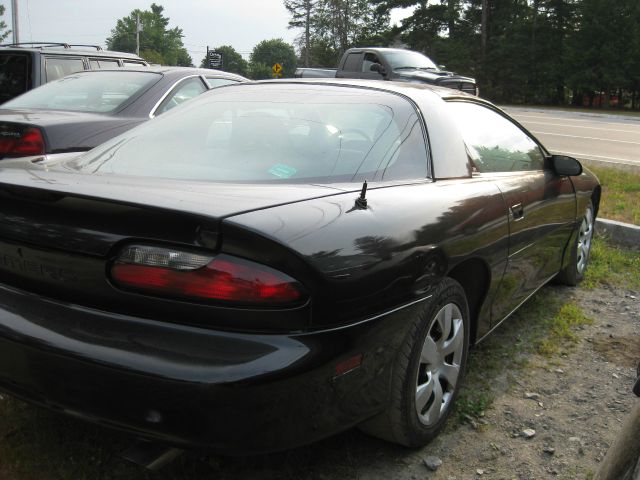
<box><xmin>0</xmin><ymin>283</ymin><xmax>638</xmax><ymax>480</ymax></box>
<box><xmin>192</xmin><ymin>284</ymin><xmax>640</xmax><ymax>480</ymax></box>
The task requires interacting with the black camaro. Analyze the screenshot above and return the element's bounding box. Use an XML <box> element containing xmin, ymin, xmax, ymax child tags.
<box><xmin>0</xmin><ymin>80</ymin><xmax>599</xmax><ymax>454</ymax></box>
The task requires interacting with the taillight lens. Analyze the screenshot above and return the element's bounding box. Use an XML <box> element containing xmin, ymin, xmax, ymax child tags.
<box><xmin>0</xmin><ymin>126</ymin><xmax>45</xmax><ymax>157</ymax></box>
<box><xmin>110</xmin><ymin>245</ymin><xmax>304</xmax><ymax>306</ymax></box>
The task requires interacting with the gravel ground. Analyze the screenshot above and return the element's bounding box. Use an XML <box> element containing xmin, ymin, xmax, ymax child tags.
<box><xmin>191</xmin><ymin>284</ymin><xmax>639</xmax><ymax>480</ymax></box>
<box><xmin>0</xmin><ymin>283</ymin><xmax>637</xmax><ymax>480</ymax></box>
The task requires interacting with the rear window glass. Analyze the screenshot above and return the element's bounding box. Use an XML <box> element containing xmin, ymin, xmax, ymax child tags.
<box><xmin>64</xmin><ymin>84</ymin><xmax>428</xmax><ymax>184</ymax></box>
<box><xmin>3</xmin><ymin>71</ymin><xmax>161</xmax><ymax>113</ymax></box>
<box><xmin>0</xmin><ymin>53</ymin><xmax>30</xmax><ymax>104</ymax></box>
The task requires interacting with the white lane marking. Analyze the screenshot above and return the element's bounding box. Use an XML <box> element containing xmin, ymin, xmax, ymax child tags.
<box><xmin>508</xmin><ymin>113</ymin><xmax>640</xmax><ymax>128</ymax></box>
<box><xmin>551</xmin><ymin>150</ymin><xmax>640</xmax><ymax>165</ymax></box>
<box><xmin>531</xmin><ymin>131</ymin><xmax>640</xmax><ymax>145</ymax></box>
<box><xmin>517</xmin><ymin>120</ymin><xmax>640</xmax><ymax>134</ymax></box>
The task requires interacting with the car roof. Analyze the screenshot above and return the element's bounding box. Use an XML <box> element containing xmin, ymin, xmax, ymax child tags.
<box><xmin>71</xmin><ymin>65</ymin><xmax>247</xmax><ymax>80</ymax></box>
<box><xmin>0</xmin><ymin>43</ymin><xmax>144</xmax><ymax>60</ymax></box>
<box><xmin>345</xmin><ymin>47</ymin><xmax>424</xmax><ymax>55</ymax></box>
<box><xmin>254</xmin><ymin>78</ymin><xmax>477</xmax><ymax>101</ymax></box>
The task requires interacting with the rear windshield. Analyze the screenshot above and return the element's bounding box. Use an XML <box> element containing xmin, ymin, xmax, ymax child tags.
<box><xmin>63</xmin><ymin>84</ymin><xmax>428</xmax><ymax>184</ymax></box>
<box><xmin>0</xmin><ymin>52</ymin><xmax>30</xmax><ymax>104</ymax></box>
<box><xmin>3</xmin><ymin>71</ymin><xmax>161</xmax><ymax>113</ymax></box>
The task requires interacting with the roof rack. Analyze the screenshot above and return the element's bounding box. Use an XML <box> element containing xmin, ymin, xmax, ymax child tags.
<box><xmin>0</xmin><ymin>42</ymin><xmax>103</xmax><ymax>51</ymax></box>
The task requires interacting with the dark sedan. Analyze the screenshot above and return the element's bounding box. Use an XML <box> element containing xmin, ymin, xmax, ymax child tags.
<box><xmin>0</xmin><ymin>66</ymin><xmax>246</xmax><ymax>159</ymax></box>
<box><xmin>0</xmin><ymin>80</ymin><xmax>599</xmax><ymax>454</ymax></box>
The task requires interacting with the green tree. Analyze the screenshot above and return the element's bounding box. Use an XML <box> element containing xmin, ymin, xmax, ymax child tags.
<box><xmin>285</xmin><ymin>0</ymin><xmax>317</xmax><ymax>67</ymax></box>
<box><xmin>313</xmin><ymin>0</ymin><xmax>391</xmax><ymax>58</ymax></box>
<box><xmin>106</xmin><ymin>3</ymin><xmax>192</xmax><ymax>66</ymax></box>
<box><xmin>199</xmin><ymin>45</ymin><xmax>248</xmax><ymax>76</ymax></box>
<box><xmin>0</xmin><ymin>4</ymin><xmax>11</xmax><ymax>42</ymax></box>
<box><xmin>567</xmin><ymin>0</ymin><xmax>638</xmax><ymax>107</ymax></box>
<box><xmin>249</xmin><ymin>39</ymin><xmax>297</xmax><ymax>78</ymax></box>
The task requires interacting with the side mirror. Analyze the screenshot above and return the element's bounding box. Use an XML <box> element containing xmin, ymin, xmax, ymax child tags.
<box><xmin>438</xmin><ymin>64</ymin><xmax>447</xmax><ymax>70</ymax></box>
<box><xmin>552</xmin><ymin>155</ymin><xmax>582</xmax><ymax>176</ymax></box>
<box><xmin>370</xmin><ymin>63</ymin><xmax>385</xmax><ymax>75</ymax></box>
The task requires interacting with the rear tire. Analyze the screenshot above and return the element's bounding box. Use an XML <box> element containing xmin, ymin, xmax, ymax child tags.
<box><xmin>359</xmin><ymin>278</ymin><xmax>470</xmax><ymax>447</ymax></box>
<box><xmin>556</xmin><ymin>200</ymin><xmax>595</xmax><ymax>286</ymax></box>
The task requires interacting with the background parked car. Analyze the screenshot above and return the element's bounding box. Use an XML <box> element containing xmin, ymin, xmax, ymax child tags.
<box><xmin>0</xmin><ymin>79</ymin><xmax>599</xmax><ymax>455</ymax></box>
<box><xmin>0</xmin><ymin>42</ymin><xmax>149</xmax><ymax>104</ymax></box>
<box><xmin>0</xmin><ymin>66</ymin><xmax>247</xmax><ymax>160</ymax></box>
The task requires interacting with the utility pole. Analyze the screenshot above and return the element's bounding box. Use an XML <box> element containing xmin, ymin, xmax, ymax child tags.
<box><xmin>136</xmin><ymin>13</ymin><xmax>141</xmax><ymax>56</ymax></box>
<box><xmin>11</xmin><ymin>0</ymin><xmax>19</xmax><ymax>44</ymax></box>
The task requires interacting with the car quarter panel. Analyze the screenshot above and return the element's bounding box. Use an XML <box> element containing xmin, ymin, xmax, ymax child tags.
<box><xmin>223</xmin><ymin>178</ymin><xmax>510</xmax><ymax>339</ymax></box>
<box><xmin>0</xmin><ymin>280</ymin><xmax>426</xmax><ymax>452</ymax></box>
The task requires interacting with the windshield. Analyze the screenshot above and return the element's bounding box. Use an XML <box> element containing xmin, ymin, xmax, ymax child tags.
<box><xmin>0</xmin><ymin>53</ymin><xmax>30</xmax><ymax>104</ymax></box>
<box><xmin>386</xmin><ymin>51</ymin><xmax>438</xmax><ymax>71</ymax></box>
<box><xmin>63</xmin><ymin>84</ymin><xmax>428</xmax><ymax>184</ymax></box>
<box><xmin>3</xmin><ymin>71</ymin><xmax>161</xmax><ymax>113</ymax></box>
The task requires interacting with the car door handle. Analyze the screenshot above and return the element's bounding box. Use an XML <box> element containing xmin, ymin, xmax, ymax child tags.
<box><xmin>510</xmin><ymin>203</ymin><xmax>524</xmax><ymax>221</ymax></box>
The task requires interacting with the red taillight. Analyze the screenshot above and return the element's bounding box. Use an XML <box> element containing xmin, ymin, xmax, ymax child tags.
<box><xmin>110</xmin><ymin>245</ymin><xmax>304</xmax><ymax>306</ymax></box>
<box><xmin>0</xmin><ymin>127</ymin><xmax>45</xmax><ymax>157</ymax></box>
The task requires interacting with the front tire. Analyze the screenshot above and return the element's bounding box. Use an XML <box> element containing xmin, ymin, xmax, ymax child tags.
<box><xmin>359</xmin><ymin>278</ymin><xmax>470</xmax><ymax>447</ymax></box>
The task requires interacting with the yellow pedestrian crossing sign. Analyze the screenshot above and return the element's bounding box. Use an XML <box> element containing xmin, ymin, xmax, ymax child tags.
<box><xmin>272</xmin><ymin>63</ymin><xmax>283</xmax><ymax>78</ymax></box>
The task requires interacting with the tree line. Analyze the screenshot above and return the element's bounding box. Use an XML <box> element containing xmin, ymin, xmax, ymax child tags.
<box><xmin>285</xmin><ymin>0</ymin><xmax>640</xmax><ymax>108</ymax></box>
<box><xmin>5</xmin><ymin>1</ymin><xmax>632</xmax><ymax>108</ymax></box>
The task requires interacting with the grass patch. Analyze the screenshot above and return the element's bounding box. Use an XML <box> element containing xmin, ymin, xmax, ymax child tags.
<box><xmin>536</xmin><ymin>303</ymin><xmax>593</xmax><ymax>356</ymax></box>
<box><xmin>456</xmin><ymin>286</ymin><xmax>597</xmax><ymax>420</ymax></box>
<box><xmin>586</xmin><ymin>165</ymin><xmax>640</xmax><ymax>225</ymax></box>
<box><xmin>584</xmin><ymin>238</ymin><xmax>640</xmax><ymax>289</ymax></box>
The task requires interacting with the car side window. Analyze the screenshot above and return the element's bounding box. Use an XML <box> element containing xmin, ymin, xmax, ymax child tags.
<box><xmin>448</xmin><ymin>102</ymin><xmax>545</xmax><ymax>173</ymax></box>
<box><xmin>90</xmin><ymin>59</ymin><xmax>120</xmax><ymax>69</ymax></box>
<box><xmin>205</xmin><ymin>78</ymin><xmax>239</xmax><ymax>89</ymax></box>
<box><xmin>342</xmin><ymin>53</ymin><xmax>361</xmax><ymax>72</ymax></box>
<box><xmin>45</xmin><ymin>57</ymin><xmax>86</xmax><ymax>82</ymax></box>
<box><xmin>155</xmin><ymin>77</ymin><xmax>207</xmax><ymax>115</ymax></box>
<box><xmin>362</xmin><ymin>53</ymin><xmax>381</xmax><ymax>73</ymax></box>
<box><xmin>123</xmin><ymin>60</ymin><xmax>147</xmax><ymax>68</ymax></box>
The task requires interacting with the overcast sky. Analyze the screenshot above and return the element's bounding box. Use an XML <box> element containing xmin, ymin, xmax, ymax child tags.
<box><xmin>4</xmin><ymin>1</ymin><xmax>411</xmax><ymax>62</ymax></box>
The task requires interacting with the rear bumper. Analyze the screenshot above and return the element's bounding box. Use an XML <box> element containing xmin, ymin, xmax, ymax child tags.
<box><xmin>0</xmin><ymin>283</ymin><xmax>422</xmax><ymax>454</ymax></box>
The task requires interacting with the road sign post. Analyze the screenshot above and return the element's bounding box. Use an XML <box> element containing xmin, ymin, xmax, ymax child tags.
<box><xmin>208</xmin><ymin>51</ymin><xmax>223</xmax><ymax>70</ymax></box>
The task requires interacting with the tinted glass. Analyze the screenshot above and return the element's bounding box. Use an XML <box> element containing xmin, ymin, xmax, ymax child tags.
<box><xmin>90</xmin><ymin>59</ymin><xmax>120</xmax><ymax>69</ymax></box>
<box><xmin>155</xmin><ymin>77</ymin><xmax>207</xmax><ymax>115</ymax></box>
<box><xmin>386</xmin><ymin>51</ymin><xmax>437</xmax><ymax>70</ymax></box>
<box><xmin>0</xmin><ymin>53</ymin><xmax>29</xmax><ymax>103</ymax></box>
<box><xmin>3</xmin><ymin>71</ymin><xmax>161</xmax><ymax>113</ymax></box>
<box><xmin>206</xmin><ymin>77</ymin><xmax>239</xmax><ymax>88</ymax></box>
<box><xmin>64</xmin><ymin>84</ymin><xmax>428</xmax><ymax>184</ymax></box>
<box><xmin>45</xmin><ymin>57</ymin><xmax>85</xmax><ymax>82</ymax></box>
<box><xmin>123</xmin><ymin>60</ymin><xmax>146</xmax><ymax>67</ymax></box>
<box><xmin>448</xmin><ymin>102</ymin><xmax>545</xmax><ymax>172</ymax></box>
<box><xmin>362</xmin><ymin>53</ymin><xmax>381</xmax><ymax>73</ymax></box>
<box><xmin>342</xmin><ymin>53</ymin><xmax>361</xmax><ymax>72</ymax></box>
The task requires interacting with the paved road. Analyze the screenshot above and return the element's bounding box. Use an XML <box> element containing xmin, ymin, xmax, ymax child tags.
<box><xmin>502</xmin><ymin>106</ymin><xmax>640</xmax><ymax>168</ymax></box>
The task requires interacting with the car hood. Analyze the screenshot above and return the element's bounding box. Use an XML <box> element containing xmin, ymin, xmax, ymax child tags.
<box><xmin>396</xmin><ymin>69</ymin><xmax>475</xmax><ymax>84</ymax></box>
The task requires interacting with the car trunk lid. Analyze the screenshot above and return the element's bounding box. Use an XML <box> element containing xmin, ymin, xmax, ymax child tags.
<box><xmin>0</xmin><ymin>161</ymin><xmax>343</xmax><ymax>329</ymax></box>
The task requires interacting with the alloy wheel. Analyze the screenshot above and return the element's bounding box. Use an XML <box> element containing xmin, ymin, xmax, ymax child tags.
<box><xmin>415</xmin><ymin>303</ymin><xmax>465</xmax><ymax>426</ymax></box>
<box><xmin>577</xmin><ymin>207</ymin><xmax>594</xmax><ymax>275</ymax></box>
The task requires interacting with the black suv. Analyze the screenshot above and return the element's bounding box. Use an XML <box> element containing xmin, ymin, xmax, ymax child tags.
<box><xmin>0</xmin><ymin>42</ymin><xmax>149</xmax><ymax>104</ymax></box>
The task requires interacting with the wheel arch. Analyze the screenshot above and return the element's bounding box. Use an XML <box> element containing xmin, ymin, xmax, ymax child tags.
<box><xmin>447</xmin><ymin>258</ymin><xmax>491</xmax><ymax>346</ymax></box>
<box><xmin>591</xmin><ymin>185</ymin><xmax>601</xmax><ymax>218</ymax></box>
